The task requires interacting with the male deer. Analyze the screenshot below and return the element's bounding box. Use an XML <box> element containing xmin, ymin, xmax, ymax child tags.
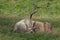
<box><xmin>13</xmin><ymin>4</ymin><xmax>52</xmax><ymax>33</ymax></box>
<box><xmin>13</xmin><ymin>4</ymin><xmax>40</xmax><ymax>33</ymax></box>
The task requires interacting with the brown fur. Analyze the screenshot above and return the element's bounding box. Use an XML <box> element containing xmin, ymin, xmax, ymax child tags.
<box><xmin>32</xmin><ymin>21</ymin><xmax>52</xmax><ymax>33</ymax></box>
<box><xmin>44</xmin><ymin>22</ymin><xmax>52</xmax><ymax>33</ymax></box>
<box><xmin>32</xmin><ymin>21</ymin><xmax>45</xmax><ymax>33</ymax></box>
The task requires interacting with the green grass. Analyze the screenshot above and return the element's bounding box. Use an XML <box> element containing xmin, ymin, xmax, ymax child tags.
<box><xmin>0</xmin><ymin>0</ymin><xmax>60</xmax><ymax>40</ymax></box>
<box><xmin>0</xmin><ymin>33</ymin><xmax>60</xmax><ymax>40</ymax></box>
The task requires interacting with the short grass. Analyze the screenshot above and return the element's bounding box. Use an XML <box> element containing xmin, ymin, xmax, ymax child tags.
<box><xmin>0</xmin><ymin>0</ymin><xmax>60</xmax><ymax>40</ymax></box>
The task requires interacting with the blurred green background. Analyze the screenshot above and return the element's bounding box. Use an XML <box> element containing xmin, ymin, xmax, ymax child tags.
<box><xmin>0</xmin><ymin>0</ymin><xmax>60</xmax><ymax>40</ymax></box>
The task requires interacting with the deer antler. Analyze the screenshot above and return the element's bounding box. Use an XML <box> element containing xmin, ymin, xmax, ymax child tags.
<box><xmin>29</xmin><ymin>3</ymin><xmax>41</xmax><ymax>32</ymax></box>
<box><xmin>30</xmin><ymin>3</ymin><xmax>41</xmax><ymax>19</ymax></box>
<box><xmin>30</xmin><ymin>10</ymin><xmax>37</xmax><ymax>19</ymax></box>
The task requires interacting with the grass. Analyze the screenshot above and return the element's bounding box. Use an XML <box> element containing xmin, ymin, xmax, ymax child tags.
<box><xmin>0</xmin><ymin>0</ymin><xmax>60</xmax><ymax>40</ymax></box>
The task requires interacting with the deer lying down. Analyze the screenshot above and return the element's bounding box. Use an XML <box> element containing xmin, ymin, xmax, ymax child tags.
<box><xmin>13</xmin><ymin>4</ymin><xmax>52</xmax><ymax>33</ymax></box>
<box><xmin>13</xmin><ymin>4</ymin><xmax>39</xmax><ymax>33</ymax></box>
<box><xmin>13</xmin><ymin>20</ymin><xmax>52</xmax><ymax>33</ymax></box>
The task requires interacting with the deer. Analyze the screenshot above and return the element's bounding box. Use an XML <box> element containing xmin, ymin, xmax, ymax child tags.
<box><xmin>13</xmin><ymin>4</ymin><xmax>40</xmax><ymax>33</ymax></box>
<box><xmin>13</xmin><ymin>4</ymin><xmax>52</xmax><ymax>33</ymax></box>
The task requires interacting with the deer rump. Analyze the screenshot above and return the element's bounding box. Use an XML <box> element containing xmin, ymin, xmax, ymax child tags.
<box><xmin>13</xmin><ymin>19</ymin><xmax>35</xmax><ymax>33</ymax></box>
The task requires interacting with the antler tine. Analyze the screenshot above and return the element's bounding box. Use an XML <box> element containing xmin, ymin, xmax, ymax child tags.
<box><xmin>32</xmin><ymin>3</ymin><xmax>41</xmax><ymax>9</ymax></box>
<box><xmin>30</xmin><ymin>10</ymin><xmax>37</xmax><ymax>19</ymax></box>
<box><xmin>30</xmin><ymin>3</ymin><xmax>41</xmax><ymax>19</ymax></box>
